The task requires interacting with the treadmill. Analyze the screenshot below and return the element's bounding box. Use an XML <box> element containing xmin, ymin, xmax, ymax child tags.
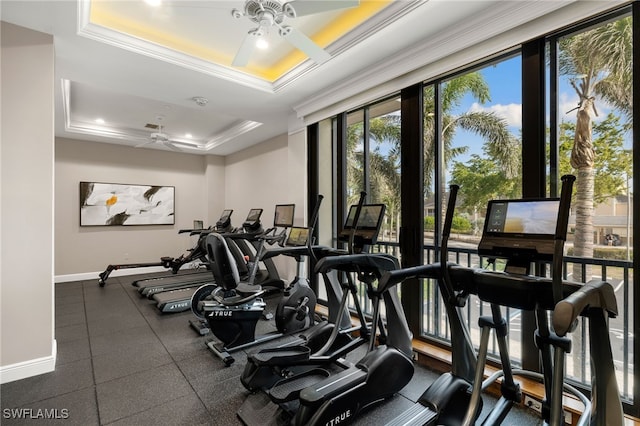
<box><xmin>97</xmin><ymin>210</ymin><xmax>232</xmax><ymax>287</ymax></box>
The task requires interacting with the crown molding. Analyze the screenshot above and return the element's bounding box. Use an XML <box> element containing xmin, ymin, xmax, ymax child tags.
<box><xmin>202</xmin><ymin>120</ymin><xmax>264</xmax><ymax>151</ymax></box>
<box><xmin>292</xmin><ymin>0</ymin><xmax>582</xmax><ymax>122</ymax></box>
<box><xmin>272</xmin><ymin>0</ymin><xmax>424</xmax><ymax>93</ymax></box>
<box><xmin>61</xmin><ymin>78</ymin><xmax>262</xmax><ymax>152</ymax></box>
<box><xmin>77</xmin><ymin>0</ymin><xmax>425</xmax><ymax>96</ymax></box>
<box><xmin>77</xmin><ymin>0</ymin><xmax>274</xmax><ymax>94</ymax></box>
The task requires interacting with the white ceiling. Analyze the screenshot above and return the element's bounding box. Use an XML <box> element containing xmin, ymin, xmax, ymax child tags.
<box><xmin>1</xmin><ymin>0</ymin><xmax>625</xmax><ymax>156</ymax></box>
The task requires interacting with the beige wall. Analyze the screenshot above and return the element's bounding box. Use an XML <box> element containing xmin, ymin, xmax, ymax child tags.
<box><xmin>204</xmin><ymin>155</ymin><xmax>227</xmax><ymax>225</ymax></box>
<box><xmin>225</xmin><ymin>133</ymin><xmax>307</xmax><ymax>279</ymax></box>
<box><xmin>225</xmin><ymin>133</ymin><xmax>290</xmax><ymax>220</ymax></box>
<box><xmin>55</xmin><ymin>133</ymin><xmax>307</xmax><ymax>281</ymax></box>
<box><xmin>286</xmin><ymin>130</ymin><xmax>307</xmax><ymax>225</ymax></box>
<box><xmin>55</xmin><ymin>138</ymin><xmax>222</xmax><ymax>277</ymax></box>
<box><xmin>1</xmin><ymin>22</ymin><xmax>55</xmax><ymax>381</ymax></box>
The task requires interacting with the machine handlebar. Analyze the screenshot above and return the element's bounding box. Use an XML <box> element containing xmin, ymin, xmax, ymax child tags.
<box><xmin>379</xmin><ymin>264</ymin><xmax>441</xmax><ymax>289</ymax></box>
<box><xmin>552</xmin><ymin>174</ymin><xmax>576</xmax><ymax>305</ymax></box>
<box><xmin>553</xmin><ymin>279</ymin><xmax>618</xmax><ymax>336</ymax></box>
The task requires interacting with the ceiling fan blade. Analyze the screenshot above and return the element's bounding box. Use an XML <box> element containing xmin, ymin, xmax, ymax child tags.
<box><xmin>280</xmin><ymin>26</ymin><xmax>330</xmax><ymax>64</ymax></box>
<box><xmin>232</xmin><ymin>32</ymin><xmax>258</xmax><ymax>67</ymax></box>
<box><xmin>163</xmin><ymin>141</ymin><xmax>184</xmax><ymax>152</ymax></box>
<box><xmin>135</xmin><ymin>141</ymin><xmax>153</xmax><ymax>148</ymax></box>
<box><xmin>284</xmin><ymin>0</ymin><xmax>359</xmax><ymax>17</ymax></box>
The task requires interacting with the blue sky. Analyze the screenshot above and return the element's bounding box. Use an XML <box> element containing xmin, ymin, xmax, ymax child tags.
<box><xmin>448</xmin><ymin>56</ymin><xmax>522</xmax><ymax>166</ymax></box>
<box><xmin>365</xmin><ymin>49</ymin><xmax>631</xmax><ymax>190</ymax></box>
<box><xmin>448</xmin><ymin>54</ymin><xmax>630</xmax><ymax>171</ymax></box>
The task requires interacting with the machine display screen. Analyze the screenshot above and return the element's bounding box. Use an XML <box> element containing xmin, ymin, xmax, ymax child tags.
<box><xmin>245</xmin><ymin>209</ymin><xmax>263</xmax><ymax>222</ymax></box>
<box><xmin>478</xmin><ymin>198</ymin><xmax>560</xmax><ymax>261</ymax></box>
<box><xmin>339</xmin><ymin>203</ymin><xmax>386</xmax><ymax>246</ymax></box>
<box><xmin>484</xmin><ymin>200</ymin><xmax>559</xmax><ymax>235</ymax></box>
<box><xmin>219</xmin><ymin>209</ymin><xmax>233</xmax><ymax>223</ymax></box>
<box><xmin>343</xmin><ymin>204</ymin><xmax>385</xmax><ymax>230</ymax></box>
<box><xmin>274</xmin><ymin>204</ymin><xmax>295</xmax><ymax>228</ymax></box>
<box><xmin>286</xmin><ymin>227</ymin><xmax>309</xmax><ymax>246</ymax></box>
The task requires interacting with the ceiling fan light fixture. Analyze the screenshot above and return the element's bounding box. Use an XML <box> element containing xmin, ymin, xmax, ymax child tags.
<box><xmin>256</xmin><ymin>37</ymin><xmax>269</xmax><ymax>49</ymax></box>
<box><xmin>231</xmin><ymin>0</ymin><xmax>358</xmax><ymax>67</ymax></box>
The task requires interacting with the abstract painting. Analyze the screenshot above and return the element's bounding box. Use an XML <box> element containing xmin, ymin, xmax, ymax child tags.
<box><xmin>80</xmin><ymin>182</ymin><xmax>175</xmax><ymax>226</ymax></box>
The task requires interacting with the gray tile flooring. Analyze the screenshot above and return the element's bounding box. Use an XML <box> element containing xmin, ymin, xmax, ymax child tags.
<box><xmin>1</xmin><ymin>273</ymin><xmax>542</xmax><ymax>425</ymax></box>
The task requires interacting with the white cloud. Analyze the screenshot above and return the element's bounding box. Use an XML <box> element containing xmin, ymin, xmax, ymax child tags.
<box><xmin>468</xmin><ymin>102</ymin><xmax>522</xmax><ymax>128</ymax></box>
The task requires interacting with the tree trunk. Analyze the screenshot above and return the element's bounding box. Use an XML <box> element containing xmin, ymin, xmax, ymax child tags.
<box><xmin>570</xmin><ymin>98</ymin><xmax>595</xmax><ymax>282</ymax></box>
<box><xmin>571</xmin><ymin>167</ymin><xmax>594</xmax><ymax>282</ymax></box>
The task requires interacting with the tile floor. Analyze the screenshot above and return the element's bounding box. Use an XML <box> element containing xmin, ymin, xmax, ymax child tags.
<box><xmin>1</xmin><ymin>272</ymin><xmax>541</xmax><ymax>425</ymax></box>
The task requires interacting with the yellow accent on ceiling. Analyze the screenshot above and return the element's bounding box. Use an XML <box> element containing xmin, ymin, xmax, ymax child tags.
<box><xmin>89</xmin><ymin>0</ymin><xmax>392</xmax><ymax>82</ymax></box>
<box><xmin>266</xmin><ymin>0</ymin><xmax>391</xmax><ymax>80</ymax></box>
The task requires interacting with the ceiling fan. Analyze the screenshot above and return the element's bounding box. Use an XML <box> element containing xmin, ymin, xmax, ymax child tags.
<box><xmin>136</xmin><ymin>116</ymin><xmax>184</xmax><ymax>152</ymax></box>
<box><xmin>231</xmin><ymin>0</ymin><xmax>359</xmax><ymax>67</ymax></box>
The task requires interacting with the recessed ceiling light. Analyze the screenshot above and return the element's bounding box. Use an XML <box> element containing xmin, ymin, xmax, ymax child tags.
<box><xmin>95</xmin><ymin>118</ymin><xmax>105</xmax><ymax>124</ymax></box>
<box><xmin>144</xmin><ymin>0</ymin><xmax>162</xmax><ymax>7</ymax></box>
<box><xmin>185</xmin><ymin>133</ymin><xmax>192</xmax><ymax>138</ymax></box>
<box><xmin>192</xmin><ymin>96</ymin><xmax>208</xmax><ymax>107</ymax></box>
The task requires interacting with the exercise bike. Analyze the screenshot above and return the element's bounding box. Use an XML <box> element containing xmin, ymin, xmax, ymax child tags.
<box><xmin>191</xmin><ymin>202</ymin><xmax>320</xmax><ymax>365</ymax></box>
<box><xmin>131</xmin><ymin>210</ymin><xmax>238</xmax><ymax>297</ymax></box>
<box><xmin>97</xmin><ymin>209</ymin><xmax>233</xmax><ymax>287</ymax></box>
<box><xmin>143</xmin><ymin>208</ymin><xmax>285</xmax><ymax>314</ymax></box>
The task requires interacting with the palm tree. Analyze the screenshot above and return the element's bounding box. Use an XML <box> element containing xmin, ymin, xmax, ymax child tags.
<box><xmin>424</xmin><ymin>74</ymin><xmax>520</xmax><ymax>224</ymax></box>
<box><xmin>346</xmin><ymin>114</ymin><xmax>402</xmax><ymax>240</ymax></box>
<box><xmin>559</xmin><ymin>16</ymin><xmax>632</xmax><ymax>281</ymax></box>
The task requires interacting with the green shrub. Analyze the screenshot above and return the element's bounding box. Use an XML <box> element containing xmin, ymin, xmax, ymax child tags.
<box><xmin>424</xmin><ymin>215</ymin><xmax>472</xmax><ymax>234</ymax></box>
<box><xmin>424</xmin><ymin>216</ymin><xmax>435</xmax><ymax>231</ymax></box>
<box><xmin>452</xmin><ymin>216</ymin><xmax>472</xmax><ymax>233</ymax></box>
<box><xmin>566</xmin><ymin>246</ymin><xmax>632</xmax><ymax>261</ymax></box>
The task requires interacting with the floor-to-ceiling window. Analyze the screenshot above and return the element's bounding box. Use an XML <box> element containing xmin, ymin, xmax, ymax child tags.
<box><xmin>313</xmin><ymin>2</ymin><xmax>637</xmax><ymax>416</ymax></box>
<box><xmin>547</xmin><ymin>8</ymin><xmax>636</xmax><ymax>410</ymax></box>
<box><xmin>344</xmin><ymin>96</ymin><xmax>401</xmax><ymax>248</ymax></box>
<box><xmin>421</xmin><ymin>54</ymin><xmax>524</xmax><ymax>354</ymax></box>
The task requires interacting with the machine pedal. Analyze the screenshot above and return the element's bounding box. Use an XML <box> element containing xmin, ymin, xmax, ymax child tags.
<box><xmin>269</xmin><ymin>369</ymin><xmax>330</xmax><ymax>403</ymax></box>
<box><xmin>252</xmin><ymin>346</ymin><xmax>311</xmax><ymax>366</ymax></box>
<box><xmin>385</xmin><ymin>403</ymin><xmax>437</xmax><ymax>426</ymax></box>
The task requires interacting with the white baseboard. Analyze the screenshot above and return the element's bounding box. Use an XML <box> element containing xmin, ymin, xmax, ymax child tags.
<box><xmin>0</xmin><ymin>340</ymin><xmax>57</xmax><ymax>384</ymax></box>
<box><xmin>55</xmin><ymin>266</ymin><xmax>168</xmax><ymax>284</ymax></box>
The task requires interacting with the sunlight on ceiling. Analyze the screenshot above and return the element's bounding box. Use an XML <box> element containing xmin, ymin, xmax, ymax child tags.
<box><xmin>89</xmin><ymin>0</ymin><xmax>392</xmax><ymax>81</ymax></box>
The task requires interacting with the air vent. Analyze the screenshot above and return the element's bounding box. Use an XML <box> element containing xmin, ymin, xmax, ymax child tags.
<box><xmin>145</xmin><ymin>123</ymin><xmax>159</xmax><ymax>129</ymax></box>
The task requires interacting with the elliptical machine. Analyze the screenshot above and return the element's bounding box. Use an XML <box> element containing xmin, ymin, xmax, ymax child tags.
<box><xmin>240</xmin><ymin>196</ymin><xmax>388</xmax><ymax>396</ymax></box>
<box><xmin>97</xmin><ymin>209</ymin><xmax>233</xmax><ymax>286</ymax></box>
<box><xmin>237</xmin><ymin>194</ymin><xmax>414</xmax><ymax>426</ymax></box>
<box><xmin>190</xmin><ymin>202</ymin><xmax>320</xmax><ymax>365</ymax></box>
<box><xmin>379</xmin><ymin>185</ymin><xmax>483</xmax><ymax>425</ymax></box>
<box><xmin>384</xmin><ymin>176</ymin><xmax>623</xmax><ymax>425</ymax></box>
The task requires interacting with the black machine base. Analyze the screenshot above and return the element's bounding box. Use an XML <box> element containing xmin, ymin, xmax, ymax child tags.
<box><xmin>189</xmin><ymin>318</ymin><xmax>210</xmax><ymax>335</ymax></box>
